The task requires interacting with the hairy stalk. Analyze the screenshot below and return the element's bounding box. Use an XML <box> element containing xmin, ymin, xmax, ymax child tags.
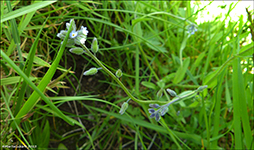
<box><xmin>80</xmin><ymin>43</ymin><xmax>202</xmax><ymax>105</ymax></box>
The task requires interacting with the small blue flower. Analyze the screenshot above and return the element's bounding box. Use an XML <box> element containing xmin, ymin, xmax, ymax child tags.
<box><xmin>57</xmin><ymin>19</ymin><xmax>89</xmax><ymax>46</ymax></box>
<box><xmin>148</xmin><ymin>86</ymin><xmax>208</xmax><ymax>121</ymax></box>
<box><xmin>149</xmin><ymin>111</ymin><xmax>161</xmax><ymax>121</ymax></box>
<box><xmin>148</xmin><ymin>103</ymin><xmax>169</xmax><ymax>121</ymax></box>
<box><xmin>187</xmin><ymin>24</ymin><xmax>198</xmax><ymax>35</ymax></box>
<box><xmin>69</xmin><ymin>30</ymin><xmax>78</xmax><ymax>39</ymax></box>
<box><xmin>148</xmin><ymin>104</ymin><xmax>162</xmax><ymax>121</ymax></box>
<box><xmin>78</xmin><ymin>26</ymin><xmax>89</xmax><ymax>36</ymax></box>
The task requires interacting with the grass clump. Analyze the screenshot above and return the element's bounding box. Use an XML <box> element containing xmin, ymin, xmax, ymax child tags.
<box><xmin>1</xmin><ymin>1</ymin><xmax>253</xmax><ymax>149</ymax></box>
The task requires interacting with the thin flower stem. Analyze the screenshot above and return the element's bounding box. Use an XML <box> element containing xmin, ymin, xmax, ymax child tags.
<box><xmin>80</xmin><ymin>43</ymin><xmax>202</xmax><ymax>106</ymax></box>
<box><xmin>165</xmin><ymin>90</ymin><xmax>198</xmax><ymax>107</ymax></box>
<box><xmin>80</xmin><ymin>43</ymin><xmax>167</xmax><ymax>105</ymax></box>
<box><xmin>81</xmin><ymin>44</ymin><xmax>163</xmax><ymax>104</ymax></box>
<box><xmin>127</xmin><ymin>98</ymin><xmax>131</xmax><ymax>103</ymax></box>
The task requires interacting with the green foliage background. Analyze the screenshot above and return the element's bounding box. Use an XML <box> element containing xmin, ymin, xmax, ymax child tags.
<box><xmin>1</xmin><ymin>1</ymin><xmax>253</xmax><ymax>150</ymax></box>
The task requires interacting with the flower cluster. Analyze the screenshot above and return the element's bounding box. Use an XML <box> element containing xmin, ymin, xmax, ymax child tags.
<box><xmin>57</xmin><ymin>19</ymin><xmax>89</xmax><ymax>47</ymax></box>
<box><xmin>57</xmin><ymin>19</ymin><xmax>103</xmax><ymax>76</ymax></box>
<box><xmin>148</xmin><ymin>104</ymin><xmax>169</xmax><ymax>121</ymax></box>
<box><xmin>149</xmin><ymin>86</ymin><xmax>208</xmax><ymax>122</ymax></box>
<box><xmin>187</xmin><ymin>23</ymin><xmax>198</xmax><ymax>35</ymax></box>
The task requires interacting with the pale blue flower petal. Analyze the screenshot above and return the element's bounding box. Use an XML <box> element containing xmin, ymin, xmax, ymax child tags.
<box><xmin>69</xmin><ymin>30</ymin><xmax>78</xmax><ymax>39</ymax></box>
<box><xmin>78</xmin><ymin>26</ymin><xmax>89</xmax><ymax>36</ymax></box>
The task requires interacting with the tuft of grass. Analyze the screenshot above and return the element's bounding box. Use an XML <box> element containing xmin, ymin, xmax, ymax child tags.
<box><xmin>1</xmin><ymin>1</ymin><xmax>253</xmax><ymax>149</ymax></box>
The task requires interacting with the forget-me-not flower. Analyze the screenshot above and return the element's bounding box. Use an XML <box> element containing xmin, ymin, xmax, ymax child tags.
<box><xmin>57</xmin><ymin>19</ymin><xmax>89</xmax><ymax>47</ymax></box>
<box><xmin>149</xmin><ymin>85</ymin><xmax>208</xmax><ymax>122</ymax></box>
<box><xmin>187</xmin><ymin>23</ymin><xmax>198</xmax><ymax>35</ymax></box>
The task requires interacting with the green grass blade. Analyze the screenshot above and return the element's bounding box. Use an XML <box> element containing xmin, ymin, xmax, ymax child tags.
<box><xmin>235</xmin><ymin>61</ymin><xmax>253</xmax><ymax>149</ymax></box>
<box><xmin>14</xmin><ymin>17</ymin><xmax>48</xmax><ymax>116</ymax></box>
<box><xmin>160</xmin><ymin>118</ymin><xmax>184</xmax><ymax>149</ymax></box>
<box><xmin>35</xmin><ymin>104</ymin><xmax>95</xmax><ymax>149</ymax></box>
<box><xmin>17</xmin><ymin>10</ymin><xmax>36</xmax><ymax>35</ymax></box>
<box><xmin>1</xmin><ymin>50</ymin><xmax>74</xmax><ymax>129</ymax></box>
<box><xmin>232</xmin><ymin>53</ymin><xmax>242</xmax><ymax>149</ymax></box>
<box><xmin>0</xmin><ymin>76</ymin><xmax>36</xmax><ymax>86</ymax></box>
<box><xmin>179</xmin><ymin>36</ymin><xmax>188</xmax><ymax>66</ymax></box>
<box><xmin>211</xmin><ymin>69</ymin><xmax>225</xmax><ymax>148</ymax></box>
<box><xmin>6</xmin><ymin>0</ymin><xmax>23</xmax><ymax>66</ymax></box>
<box><xmin>88</xmin><ymin>105</ymin><xmax>221</xmax><ymax>148</ymax></box>
<box><xmin>22</xmin><ymin>53</ymin><xmax>74</xmax><ymax>73</ymax></box>
<box><xmin>204</xmin><ymin>44</ymin><xmax>253</xmax><ymax>88</ymax></box>
<box><xmin>2</xmin><ymin>90</ymin><xmax>31</xmax><ymax>150</ymax></box>
<box><xmin>5</xmin><ymin>20</ymin><xmax>75</xmax><ymax>130</ymax></box>
<box><xmin>173</xmin><ymin>57</ymin><xmax>190</xmax><ymax>84</ymax></box>
<box><xmin>1</xmin><ymin>1</ymin><xmax>56</xmax><ymax>23</ymax></box>
<box><xmin>132</xmin><ymin>4</ymin><xmax>142</xmax><ymax>96</ymax></box>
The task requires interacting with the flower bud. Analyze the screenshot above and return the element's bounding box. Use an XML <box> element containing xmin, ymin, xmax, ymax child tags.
<box><xmin>155</xmin><ymin>113</ymin><xmax>161</xmax><ymax>121</ymax></box>
<box><xmin>150</xmin><ymin>113</ymin><xmax>155</xmax><ymax>118</ymax></box>
<box><xmin>149</xmin><ymin>103</ymin><xmax>160</xmax><ymax>108</ymax></box>
<box><xmin>160</xmin><ymin>107</ymin><xmax>168</xmax><ymax>116</ymax></box>
<box><xmin>78</xmin><ymin>26</ymin><xmax>89</xmax><ymax>36</ymax></box>
<box><xmin>187</xmin><ymin>24</ymin><xmax>197</xmax><ymax>35</ymax></box>
<box><xmin>115</xmin><ymin>69</ymin><xmax>123</xmax><ymax>78</ymax></box>
<box><xmin>156</xmin><ymin>88</ymin><xmax>163</xmax><ymax>98</ymax></box>
<box><xmin>66</xmin><ymin>19</ymin><xmax>76</xmax><ymax>31</ymax></box>
<box><xmin>119</xmin><ymin>102</ymin><xmax>128</xmax><ymax>115</ymax></box>
<box><xmin>83</xmin><ymin>68</ymin><xmax>98</xmax><ymax>76</ymax></box>
<box><xmin>196</xmin><ymin>85</ymin><xmax>208</xmax><ymax>92</ymax></box>
<box><xmin>61</xmin><ymin>39</ymin><xmax>75</xmax><ymax>47</ymax></box>
<box><xmin>75</xmin><ymin>35</ymin><xmax>87</xmax><ymax>45</ymax></box>
<box><xmin>166</xmin><ymin>88</ymin><xmax>177</xmax><ymax>97</ymax></box>
<box><xmin>69</xmin><ymin>47</ymin><xmax>84</xmax><ymax>55</ymax></box>
<box><xmin>57</xmin><ymin>30</ymin><xmax>67</xmax><ymax>39</ymax></box>
<box><xmin>91</xmin><ymin>37</ymin><xmax>99</xmax><ymax>53</ymax></box>
<box><xmin>148</xmin><ymin>108</ymin><xmax>155</xmax><ymax>113</ymax></box>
